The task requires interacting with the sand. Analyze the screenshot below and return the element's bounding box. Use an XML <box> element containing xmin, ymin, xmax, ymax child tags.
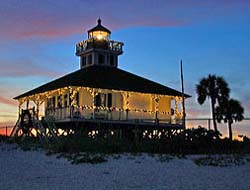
<box><xmin>0</xmin><ymin>143</ymin><xmax>250</xmax><ymax>190</ymax></box>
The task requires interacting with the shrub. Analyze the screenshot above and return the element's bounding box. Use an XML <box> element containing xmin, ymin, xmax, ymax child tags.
<box><xmin>194</xmin><ymin>155</ymin><xmax>247</xmax><ymax>167</ymax></box>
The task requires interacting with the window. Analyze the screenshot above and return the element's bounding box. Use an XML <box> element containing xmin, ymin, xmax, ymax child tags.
<box><xmin>98</xmin><ymin>54</ymin><xmax>105</xmax><ymax>64</ymax></box>
<box><xmin>47</xmin><ymin>98</ymin><xmax>53</xmax><ymax>109</ymax></box>
<box><xmin>52</xmin><ymin>97</ymin><xmax>56</xmax><ymax>109</ymax></box>
<box><xmin>47</xmin><ymin>97</ymin><xmax>55</xmax><ymax>110</ymax></box>
<box><xmin>76</xmin><ymin>92</ymin><xmax>79</xmax><ymax>106</ymax></box>
<box><xmin>88</xmin><ymin>54</ymin><xmax>92</xmax><ymax>65</ymax></box>
<box><xmin>94</xmin><ymin>94</ymin><xmax>101</xmax><ymax>107</ymax></box>
<box><xmin>57</xmin><ymin>95</ymin><xmax>62</xmax><ymax>108</ymax></box>
<box><xmin>115</xmin><ymin>56</ymin><xmax>118</xmax><ymax>66</ymax></box>
<box><xmin>94</xmin><ymin>93</ymin><xmax>112</xmax><ymax>107</ymax></box>
<box><xmin>81</xmin><ymin>56</ymin><xmax>86</xmax><ymax>67</ymax></box>
<box><xmin>110</xmin><ymin>55</ymin><xmax>114</xmax><ymax>66</ymax></box>
<box><xmin>64</xmin><ymin>94</ymin><xmax>68</xmax><ymax>107</ymax></box>
<box><xmin>170</xmin><ymin>99</ymin><xmax>175</xmax><ymax>115</ymax></box>
<box><xmin>107</xmin><ymin>93</ymin><xmax>112</xmax><ymax>108</ymax></box>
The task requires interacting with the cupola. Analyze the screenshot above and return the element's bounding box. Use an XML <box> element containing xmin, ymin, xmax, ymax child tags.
<box><xmin>76</xmin><ymin>19</ymin><xmax>124</xmax><ymax>69</ymax></box>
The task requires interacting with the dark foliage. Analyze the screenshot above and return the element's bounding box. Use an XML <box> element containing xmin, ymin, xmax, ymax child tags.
<box><xmin>196</xmin><ymin>74</ymin><xmax>230</xmax><ymax>133</ymax></box>
<box><xmin>194</xmin><ymin>155</ymin><xmax>248</xmax><ymax>167</ymax></box>
<box><xmin>215</xmin><ymin>98</ymin><xmax>244</xmax><ymax>141</ymax></box>
<box><xmin>10</xmin><ymin>127</ymin><xmax>250</xmax><ymax>156</ymax></box>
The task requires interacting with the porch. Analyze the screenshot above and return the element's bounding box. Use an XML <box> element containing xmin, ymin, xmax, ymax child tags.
<box><xmin>45</xmin><ymin>106</ymin><xmax>184</xmax><ymax>129</ymax></box>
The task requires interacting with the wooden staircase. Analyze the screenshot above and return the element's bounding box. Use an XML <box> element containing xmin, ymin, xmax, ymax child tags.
<box><xmin>10</xmin><ymin>108</ymin><xmax>59</xmax><ymax>142</ymax></box>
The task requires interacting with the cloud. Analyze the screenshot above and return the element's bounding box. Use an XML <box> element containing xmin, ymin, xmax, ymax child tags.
<box><xmin>0</xmin><ymin>59</ymin><xmax>61</xmax><ymax>77</ymax></box>
<box><xmin>1</xmin><ymin>0</ymin><xmax>249</xmax><ymax>40</ymax></box>
<box><xmin>0</xmin><ymin>96</ymin><xmax>17</xmax><ymax>107</ymax></box>
<box><xmin>240</xmin><ymin>94</ymin><xmax>250</xmax><ymax>117</ymax></box>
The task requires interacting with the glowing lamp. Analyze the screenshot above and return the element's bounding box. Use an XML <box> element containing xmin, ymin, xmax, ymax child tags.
<box><xmin>97</xmin><ymin>33</ymin><xmax>103</xmax><ymax>40</ymax></box>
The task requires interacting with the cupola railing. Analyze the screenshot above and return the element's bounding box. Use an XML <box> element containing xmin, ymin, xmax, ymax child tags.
<box><xmin>76</xmin><ymin>39</ymin><xmax>123</xmax><ymax>55</ymax></box>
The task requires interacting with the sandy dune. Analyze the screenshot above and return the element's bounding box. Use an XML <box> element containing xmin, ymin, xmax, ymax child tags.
<box><xmin>0</xmin><ymin>143</ymin><xmax>249</xmax><ymax>190</ymax></box>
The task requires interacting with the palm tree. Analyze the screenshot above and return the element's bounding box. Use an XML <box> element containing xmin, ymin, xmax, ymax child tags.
<box><xmin>215</xmin><ymin>99</ymin><xmax>244</xmax><ymax>141</ymax></box>
<box><xmin>196</xmin><ymin>74</ymin><xmax>230</xmax><ymax>133</ymax></box>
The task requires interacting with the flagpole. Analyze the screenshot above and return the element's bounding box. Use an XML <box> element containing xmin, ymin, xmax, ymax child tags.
<box><xmin>180</xmin><ymin>60</ymin><xmax>186</xmax><ymax>129</ymax></box>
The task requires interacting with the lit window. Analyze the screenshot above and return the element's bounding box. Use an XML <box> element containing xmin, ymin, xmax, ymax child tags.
<box><xmin>90</xmin><ymin>31</ymin><xmax>109</xmax><ymax>41</ymax></box>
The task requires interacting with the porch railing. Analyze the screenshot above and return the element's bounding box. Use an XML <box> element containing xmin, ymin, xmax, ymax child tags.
<box><xmin>45</xmin><ymin>106</ymin><xmax>183</xmax><ymax>125</ymax></box>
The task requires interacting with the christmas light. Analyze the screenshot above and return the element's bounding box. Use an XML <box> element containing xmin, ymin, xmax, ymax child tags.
<box><xmin>16</xmin><ymin>86</ymin><xmax>184</xmax><ymax>122</ymax></box>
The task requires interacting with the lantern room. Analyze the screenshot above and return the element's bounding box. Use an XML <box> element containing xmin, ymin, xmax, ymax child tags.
<box><xmin>88</xmin><ymin>18</ymin><xmax>111</xmax><ymax>41</ymax></box>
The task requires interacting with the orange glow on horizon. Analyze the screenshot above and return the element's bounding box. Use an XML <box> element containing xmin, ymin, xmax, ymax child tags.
<box><xmin>0</xmin><ymin>127</ymin><xmax>13</xmax><ymax>136</ymax></box>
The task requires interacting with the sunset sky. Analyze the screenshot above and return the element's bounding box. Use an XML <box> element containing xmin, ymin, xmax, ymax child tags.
<box><xmin>0</xmin><ymin>0</ymin><xmax>250</xmax><ymax>136</ymax></box>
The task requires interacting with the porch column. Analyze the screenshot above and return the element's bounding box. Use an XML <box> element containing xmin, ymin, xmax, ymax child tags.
<box><xmin>69</xmin><ymin>87</ymin><xmax>78</xmax><ymax>107</ymax></box>
<box><xmin>152</xmin><ymin>95</ymin><xmax>160</xmax><ymax>125</ymax></box>
<box><xmin>32</xmin><ymin>94</ymin><xmax>45</xmax><ymax>120</ymax></box>
<box><xmin>175</xmin><ymin>97</ymin><xmax>179</xmax><ymax>116</ymax></box>
<box><xmin>174</xmin><ymin>97</ymin><xmax>181</xmax><ymax>124</ymax></box>
<box><xmin>87</xmin><ymin>88</ymin><xmax>98</xmax><ymax>120</ymax></box>
<box><xmin>180</xmin><ymin>97</ymin><xmax>185</xmax><ymax>119</ymax></box>
<box><xmin>35</xmin><ymin>100</ymin><xmax>44</xmax><ymax>120</ymax></box>
<box><xmin>59</xmin><ymin>88</ymin><xmax>67</xmax><ymax>119</ymax></box>
<box><xmin>18</xmin><ymin>103</ymin><xmax>21</xmax><ymax>117</ymax></box>
<box><xmin>69</xmin><ymin>87</ymin><xmax>79</xmax><ymax>118</ymax></box>
<box><xmin>26</xmin><ymin>100</ymin><xmax>29</xmax><ymax>109</ymax></box>
<box><xmin>35</xmin><ymin>100</ymin><xmax>40</xmax><ymax>119</ymax></box>
<box><xmin>18</xmin><ymin>98</ymin><xmax>25</xmax><ymax>117</ymax></box>
<box><xmin>34</xmin><ymin>96</ymin><xmax>39</xmax><ymax>119</ymax></box>
<box><xmin>122</xmin><ymin>92</ymin><xmax>130</xmax><ymax>120</ymax></box>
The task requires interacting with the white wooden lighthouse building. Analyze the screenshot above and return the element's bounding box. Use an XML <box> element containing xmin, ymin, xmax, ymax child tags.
<box><xmin>12</xmin><ymin>19</ymin><xmax>190</xmax><ymax>137</ymax></box>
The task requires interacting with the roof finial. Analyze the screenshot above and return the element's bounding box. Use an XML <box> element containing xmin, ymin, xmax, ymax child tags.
<box><xmin>97</xmin><ymin>17</ymin><xmax>101</xmax><ymax>25</ymax></box>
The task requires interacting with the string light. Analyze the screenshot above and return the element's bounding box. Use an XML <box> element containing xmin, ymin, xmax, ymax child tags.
<box><xmin>16</xmin><ymin>86</ymin><xmax>184</xmax><ymax>119</ymax></box>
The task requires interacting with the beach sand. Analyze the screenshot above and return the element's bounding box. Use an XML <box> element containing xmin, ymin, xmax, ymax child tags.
<box><xmin>0</xmin><ymin>143</ymin><xmax>249</xmax><ymax>190</ymax></box>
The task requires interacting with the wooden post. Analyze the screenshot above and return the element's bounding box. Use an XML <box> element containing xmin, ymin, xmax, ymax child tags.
<box><xmin>155</xmin><ymin>111</ymin><xmax>159</xmax><ymax>126</ymax></box>
<box><xmin>26</xmin><ymin>100</ymin><xmax>29</xmax><ymax>109</ymax></box>
<box><xmin>180</xmin><ymin>60</ymin><xmax>186</xmax><ymax>129</ymax></box>
<box><xmin>119</xmin><ymin>109</ymin><xmax>121</xmax><ymax>120</ymax></box>
<box><xmin>18</xmin><ymin>99</ymin><xmax>23</xmax><ymax>117</ymax></box>
<box><xmin>208</xmin><ymin>119</ymin><xmax>211</xmax><ymax>130</ymax></box>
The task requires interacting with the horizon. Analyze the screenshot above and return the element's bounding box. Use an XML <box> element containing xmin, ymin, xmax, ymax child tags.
<box><xmin>0</xmin><ymin>0</ymin><xmax>250</xmax><ymax>138</ymax></box>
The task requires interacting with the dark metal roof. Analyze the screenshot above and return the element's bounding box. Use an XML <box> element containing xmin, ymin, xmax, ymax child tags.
<box><xmin>14</xmin><ymin>65</ymin><xmax>191</xmax><ymax>99</ymax></box>
<box><xmin>88</xmin><ymin>19</ymin><xmax>111</xmax><ymax>34</ymax></box>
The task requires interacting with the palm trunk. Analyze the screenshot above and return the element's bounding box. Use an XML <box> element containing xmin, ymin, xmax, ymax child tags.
<box><xmin>211</xmin><ymin>99</ymin><xmax>218</xmax><ymax>133</ymax></box>
<box><xmin>228</xmin><ymin>121</ymin><xmax>233</xmax><ymax>141</ymax></box>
